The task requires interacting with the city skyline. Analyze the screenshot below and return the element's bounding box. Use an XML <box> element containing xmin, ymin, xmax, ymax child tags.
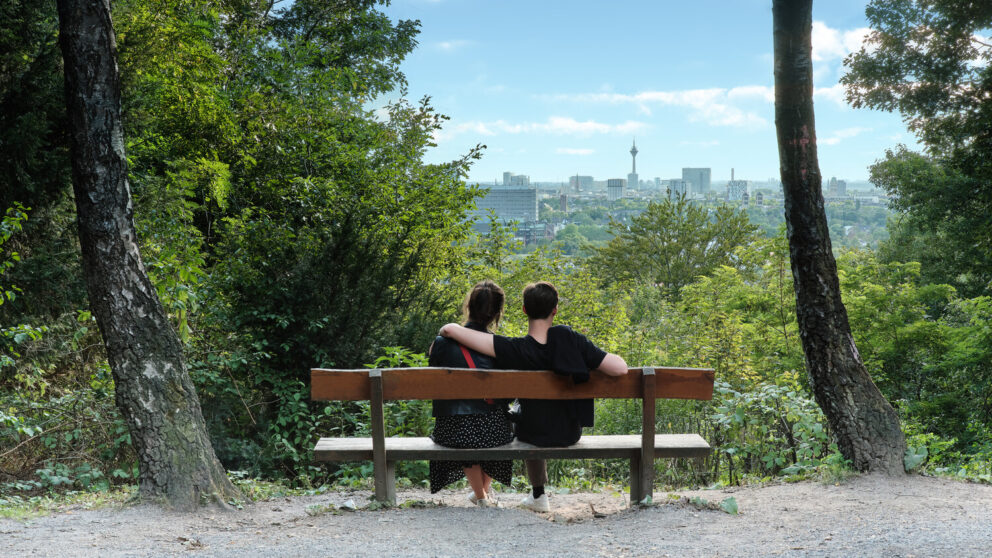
<box><xmin>383</xmin><ymin>0</ymin><xmax>917</xmax><ymax>183</ymax></box>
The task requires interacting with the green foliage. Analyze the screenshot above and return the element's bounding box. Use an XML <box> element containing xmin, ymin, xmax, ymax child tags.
<box><xmin>591</xmin><ymin>195</ymin><xmax>760</xmax><ymax>299</ymax></box>
<box><xmin>845</xmin><ymin>2</ymin><xmax>992</xmax><ymax>298</ymax></box>
<box><xmin>719</xmin><ymin>496</ymin><xmax>738</xmax><ymax>515</ymax></box>
<box><xmin>844</xmin><ymin>0</ymin><xmax>992</xmax><ymax>153</ymax></box>
<box><xmin>710</xmin><ymin>381</ymin><xmax>839</xmax><ymax>483</ymax></box>
<box><xmin>903</xmin><ymin>445</ymin><xmax>927</xmax><ymax>472</ymax></box>
<box><xmin>870</xmin><ymin>148</ymin><xmax>991</xmax><ymax>296</ymax></box>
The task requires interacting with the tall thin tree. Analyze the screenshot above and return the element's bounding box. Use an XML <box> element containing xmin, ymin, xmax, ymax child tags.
<box><xmin>56</xmin><ymin>0</ymin><xmax>240</xmax><ymax>508</ymax></box>
<box><xmin>773</xmin><ymin>0</ymin><xmax>906</xmax><ymax>474</ymax></box>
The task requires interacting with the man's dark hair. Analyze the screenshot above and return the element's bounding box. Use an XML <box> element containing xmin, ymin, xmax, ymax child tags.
<box><xmin>522</xmin><ymin>281</ymin><xmax>558</xmax><ymax>320</ymax></box>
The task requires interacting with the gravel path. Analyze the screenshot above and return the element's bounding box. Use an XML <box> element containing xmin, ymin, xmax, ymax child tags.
<box><xmin>2</xmin><ymin>474</ymin><xmax>990</xmax><ymax>557</ymax></box>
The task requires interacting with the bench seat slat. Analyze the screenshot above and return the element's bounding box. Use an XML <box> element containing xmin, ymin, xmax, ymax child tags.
<box><xmin>314</xmin><ymin>434</ymin><xmax>711</xmax><ymax>462</ymax></box>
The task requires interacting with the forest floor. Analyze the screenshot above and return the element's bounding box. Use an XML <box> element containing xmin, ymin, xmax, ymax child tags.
<box><xmin>2</xmin><ymin>473</ymin><xmax>991</xmax><ymax>557</ymax></box>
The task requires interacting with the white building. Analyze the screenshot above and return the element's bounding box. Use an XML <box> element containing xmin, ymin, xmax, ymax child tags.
<box><xmin>502</xmin><ymin>171</ymin><xmax>530</xmax><ymax>187</ymax></box>
<box><xmin>727</xmin><ymin>180</ymin><xmax>748</xmax><ymax>200</ymax></box>
<box><xmin>607</xmin><ymin>178</ymin><xmax>626</xmax><ymax>201</ymax></box>
<box><xmin>667</xmin><ymin>179</ymin><xmax>690</xmax><ymax>198</ymax></box>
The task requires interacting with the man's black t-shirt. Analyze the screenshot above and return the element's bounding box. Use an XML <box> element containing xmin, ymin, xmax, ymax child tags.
<box><xmin>493</xmin><ymin>325</ymin><xmax>607</xmax><ymax>447</ymax></box>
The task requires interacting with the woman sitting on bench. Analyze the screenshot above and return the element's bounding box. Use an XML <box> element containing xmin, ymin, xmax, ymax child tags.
<box><xmin>427</xmin><ymin>280</ymin><xmax>514</xmax><ymax>507</ymax></box>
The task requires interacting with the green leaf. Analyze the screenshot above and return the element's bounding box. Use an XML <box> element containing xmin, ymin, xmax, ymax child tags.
<box><xmin>719</xmin><ymin>497</ymin><xmax>738</xmax><ymax>515</ymax></box>
<box><xmin>904</xmin><ymin>445</ymin><xmax>928</xmax><ymax>471</ymax></box>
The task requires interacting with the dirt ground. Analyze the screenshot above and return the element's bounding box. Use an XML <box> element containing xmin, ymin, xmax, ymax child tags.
<box><xmin>2</xmin><ymin>474</ymin><xmax>991</xmax><ymax>557</ymax></box>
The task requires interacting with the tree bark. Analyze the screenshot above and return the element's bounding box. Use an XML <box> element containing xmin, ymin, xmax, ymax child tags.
<box><xmin>773</xmin><ymin>0</ymin><xmax>906</xmax><ymax>474</ymax></box>
<box><xmin>56</xmin><ymin>0</ymin><xmax>241</xmax><ymax>508</ymax></box>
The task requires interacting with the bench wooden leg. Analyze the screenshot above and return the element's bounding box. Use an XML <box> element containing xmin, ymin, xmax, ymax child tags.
<box><xmin>373</xmin><ymin>460</ymin><xmax>398</xmax><ymax>504</ymax></box>
<box><xmin>369</xmin><ymin>369</ymin><xmax>396</xmax><ymax>505</ymax></box>
<box><xmin>630</xmin><ymin>453</ymin><xmax>642</xmax><ymax>506</ymax></box>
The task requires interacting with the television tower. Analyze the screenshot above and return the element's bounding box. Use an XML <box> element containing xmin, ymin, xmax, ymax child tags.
<box><xmin>630</xmin><ymin>139</ymin><xmax>638</xmax><ymax>174</ymax></box>
<box><xmin>627</xmin><ymin>139</ymin><xmax>639</xmax><ymax>192</ymax></box>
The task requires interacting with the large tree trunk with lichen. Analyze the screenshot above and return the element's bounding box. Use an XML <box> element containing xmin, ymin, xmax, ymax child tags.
<box><xmin>773</xmin><ymin>0</ymin><xmax>906</xmax><ymax>474</ymax></box>
<box><xmin>56</xmin><ymin>0</ymin><xmax>240</xmax><ymax>509</ymax></box>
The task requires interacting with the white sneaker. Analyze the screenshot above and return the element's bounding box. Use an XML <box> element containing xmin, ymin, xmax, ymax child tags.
<box><xmin>519</xmin><ymin>493</ymin><xmax>550</xmax><ymax>513</ymax></box>
<box><xmin>468</xmin><ymin>488</ymin><xmax>497</xmax><ymax>505</ymax></box>
<box><xmin>474</xmin><ymin>497</ymin><xmax>495</xmax><ymax>508</ymax></box>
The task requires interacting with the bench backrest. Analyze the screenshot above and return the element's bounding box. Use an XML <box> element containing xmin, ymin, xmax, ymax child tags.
<box><xmin>311</xmin><ymin>366</ymin><xmax>715</xmax><ymax>402</ymax></box>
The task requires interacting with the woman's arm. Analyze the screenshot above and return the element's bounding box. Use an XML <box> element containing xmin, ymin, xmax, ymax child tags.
<box><xmin>438</xmin><ymin>323</ymin><xmax>496</xmax><ymax>357</ymax></box>
<box><xmin>596</xmin><ymin>353</ymin><xmax>628</xmax><ymax>376</ymax></box>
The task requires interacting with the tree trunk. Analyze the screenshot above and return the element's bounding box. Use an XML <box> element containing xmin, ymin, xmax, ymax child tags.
<box><xmin>772</xmin><ymin>0</ymin><xmax>906</xmax><ymax>474</ymax></box>
<box><xmin>56</xmin><ymin>0</ymin><xmax>241</xmax><ymax>508</ymax></box>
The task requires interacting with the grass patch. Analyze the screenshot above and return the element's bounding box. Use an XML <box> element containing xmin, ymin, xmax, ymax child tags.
<box><xmin>0</xmin><ymin>486</ymin><xmax>136</xmax><ymax>520</ymax></box>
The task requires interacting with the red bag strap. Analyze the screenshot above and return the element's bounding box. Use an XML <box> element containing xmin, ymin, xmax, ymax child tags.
<box><xmin>459</xmin><ymin>344</ymin><xmax>476</xmax><ymax>368</ymax></box>
<box><xmin>459</xmin><ymin>344</ymin><xmax>493</xmax><ymax>404</ymax></box>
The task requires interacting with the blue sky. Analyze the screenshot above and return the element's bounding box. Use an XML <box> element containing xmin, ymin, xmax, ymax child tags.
<box><xmin>383</xmin><ymin>0</ymin><xmax>914</xmax><ymax>184</ymax></box>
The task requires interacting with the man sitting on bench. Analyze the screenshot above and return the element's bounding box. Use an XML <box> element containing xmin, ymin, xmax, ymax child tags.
<box><xmin>439</xmin><ymin>281</ymin><xmax>628</xmax><ymax>512</ymax></box>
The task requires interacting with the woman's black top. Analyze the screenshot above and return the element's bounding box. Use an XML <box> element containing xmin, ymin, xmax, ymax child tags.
<box><xmin>429</xmin><ymin>322</ymin><xmax>502</xmax><ymax>417</ymax></box>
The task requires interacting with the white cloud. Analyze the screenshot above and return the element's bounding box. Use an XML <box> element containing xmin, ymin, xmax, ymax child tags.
<box><xmin>820</xmin><ymin>126</ymin><xmax>872</xmax><ymax>146</ymax></box>
<box><xmin>812</xmin><ymin>21</ymin><xmax>870</xmax><ymax>61</ymax></box>
<box><xmin>434</xmin><ymin>40</ymin><xmax>473</xmax><ymax>52</ymax></box>
<box><xmin>556</xmin><ymin>148</ymin><xmax>595</xmax><ymax>155</ymax></box>
<box><xmin>552</xmin><ymin>89</ymin><xmax>769</xmax><ymax>128</ymax></box>
<box><xmin>814</xmin><ymin>83</ymin><xmax>847</xmax><ymax>107</ymax></box>
<box><xmin>433</xmin><ymin>117</ymin><xmax>648</xmax><ymax>143</ymax></box>
<box><xmin>728</xmin><ymin>85</ymin><xmax>775</xmax><ymax>102</ymax></box>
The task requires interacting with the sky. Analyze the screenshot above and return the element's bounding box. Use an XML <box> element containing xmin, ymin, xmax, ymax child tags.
<box><xmin>382</xmin><ymin>0</ymin><xmax>915</xmax><ymax>185</ymax></box>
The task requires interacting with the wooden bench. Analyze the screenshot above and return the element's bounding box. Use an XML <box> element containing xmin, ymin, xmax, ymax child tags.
<box><xmin>311</xmin><ymin>366</ymin><xmax>715</xmax><ymax>504</ymax></box>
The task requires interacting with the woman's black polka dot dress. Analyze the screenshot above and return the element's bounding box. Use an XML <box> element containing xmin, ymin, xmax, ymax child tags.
<box><xmin>429</xmin><ymin>408</ymin><xmax>514</xmax><ymax>493</ymax></box>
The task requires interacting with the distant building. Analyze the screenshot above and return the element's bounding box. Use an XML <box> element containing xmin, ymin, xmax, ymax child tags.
<box><xmin>516</xmin><ymin>221</ymin><xmax>554</xmax><ymax>245</ymax></box>
<box><xmin>502</xmin><ymin>171</ymin><xmax>530</xmax><ymax>187</ymax></box>
<box><xmin>477</xmin><ymin>187</ymin><xmax>538</xmax><ymax>222</ymax></box>
<box><xmin>607</xmin><ymin>178</ymin><xmax>626</xmax><ymax>201</ymax></box>
<box><xmin>828</xmin><ymin>177</ymin><xmax>848</xmax><ymax>197</ymax></box>
<box><xmin>569</xmin><ymin>175</ymin><xmax>594</xmax><ymax>191</ymax></box>
<box><xmin>667</xmin><ymin>179</ymin><xmax>690</xmax><ymax>198</ymax></box>
<box><xmin>559</xmin><ymin>193</ymin><xmax>568</xmax><ymax>212</ymax></box>
<box><xmin>727</xmin><ymin>180</ymin><xmax>748</xmax><ymax>200</ymax></box>
<box><xmin>682</xmin><ymin>167</ymin><xmax>711</xmax><ymax>194</ymax></box>
<box><xmin>742</xmin><ymin>191</ymin><xmax>750</xmax><ymax>205</ymax></box>
<box><xmin>755</xmin><ymin>191</ymin><xmax>764</xmax><ymax>206</ymax></box>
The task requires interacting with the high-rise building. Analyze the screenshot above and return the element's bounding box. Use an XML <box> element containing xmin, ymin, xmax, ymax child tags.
<box><xmin>502</xmin><ymin>171</ymin><xmax>530</xmax><ymax>187</ymax></box>
<box><xmin>727</xmin><ymin>180</ymin><xmax>748</xmax><ymax>200</ymax></box>
<box><xmin>828</xmin><ymin>177</ymin><xmax>847</xmax><ymax>197</ymax></box>
<box><xmin>477</xmin><ymin>187</ymin><xmax>538</xmax><ymax>222</ymax></box>
<box><xmin>607</xmin><ymin>178</ymin><xmax>626</xmax><ymax>201</ymax></box>
<box><xmin>682</xmin><ymin>167</ymin><xmax>711</xmax><ymax>194</ymax></box>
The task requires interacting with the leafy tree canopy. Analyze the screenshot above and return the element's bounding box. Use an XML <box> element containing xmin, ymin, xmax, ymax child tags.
<box><xmin>590</xmin><ymin>196</ymin><xmax>760</xmax><ymax>299</ymax></box>
<box><xmin>843</xmin><ymin>0</ymin><xmax>992</xmax><ymax>297</ymax></box>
